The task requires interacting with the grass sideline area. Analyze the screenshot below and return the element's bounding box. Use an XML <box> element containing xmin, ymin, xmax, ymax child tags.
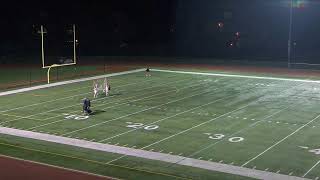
<box><xmin>0</xmin><ymin>67</ymin><xmax>320</xmax><ymax>179</ymax></box>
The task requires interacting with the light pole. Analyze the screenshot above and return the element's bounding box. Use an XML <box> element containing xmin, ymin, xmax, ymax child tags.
<box><xmin>288</xmin><ymin>0</ymin><xmax>293</xmax><ymax>68</ymax></box>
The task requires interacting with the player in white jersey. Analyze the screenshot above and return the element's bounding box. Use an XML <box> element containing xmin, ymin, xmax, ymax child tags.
<box><xmin>93</xmin><ymin>80</ymin><xmax>99</xmax><ymax>98</ymax></box>
<box><xmin>103</xmin><ymin>78</ymin><xmax>109</xmax><ymax>96</ymax></box>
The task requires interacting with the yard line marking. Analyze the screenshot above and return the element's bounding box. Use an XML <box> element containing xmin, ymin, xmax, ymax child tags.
<box><xmin>153</xmin><ymin>68</ymin><xmax>320</xmax><ymax>84</ymax></box>
<box><xmin>168</xmin><ymin>82</ymin><xmax>306</xmax><ymax>165</ymax></box>
<box><xmin>298</xmin><ymin>146</ymin><xmax>309</xmax><ymax>149</ymax></box>
<box><xmin>107</xmin><ymin>79</ymin><xmax>296</xmax><ymax>164</ymax></box>
<box><xmin>303</xmin><ymin>160</ymin><xmax>320</xmax><ymax>177</ymax></box>
<box><xmin>106</xmin><ymin>100</ymin><xmax>257</xmax><ymax>164</ymax></box>
<box><xmin>0</xmin><ymin>113</ymin><xmax>43</xmax><ymax>121</ymax></box>
<box><xmin>4</xmin><ymin>77</ymin><xmax>193</xmax><ymax>124</ymax></box>
<box><xmin>242</xmin><ymin>113</ymin><xmax>320</xmax><ymax>167</ymax></box>
<box><xmin>98</xmin><ymin>93</ymin><xmax>236</xmax><ymax>142</ymax></box>
<box><xmin>0</xmin><ymin>74</ymin><xmax>188</xmax><ymax>122</ymax></box>
<box><xmin>0</xmin><ymin>68</ymin><xmax>145</xmax><ymax>97</ymax></box>
<box><xmin>61</xmin><ymin>88</ymin><xmax>211</xmax><ymax>136</ymax></box>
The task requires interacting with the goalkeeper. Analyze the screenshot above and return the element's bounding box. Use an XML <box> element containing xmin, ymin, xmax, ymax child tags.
<box><xmin>82</xmin><ymin>97</ymin><xmax>92</xmax><ymax>115</ymax></box>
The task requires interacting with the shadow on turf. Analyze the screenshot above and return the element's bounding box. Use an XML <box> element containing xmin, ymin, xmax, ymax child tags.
<box><xmin>90</xmin><ymin>110</ymin><xmax>106</xmax><ymax>115</ymax></box>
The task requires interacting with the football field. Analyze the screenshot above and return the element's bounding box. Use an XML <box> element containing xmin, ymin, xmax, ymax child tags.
<box><xmin>0</xmin><ymin>67</ymin><xmax>320</xmax><ymax>179</ymax></box>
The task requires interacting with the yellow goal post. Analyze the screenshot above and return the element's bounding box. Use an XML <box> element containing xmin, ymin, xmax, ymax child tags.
<box><xmin>40</xmin><ymin>24</ymin><xmax>77</xmax><ymax>84</ymax></box>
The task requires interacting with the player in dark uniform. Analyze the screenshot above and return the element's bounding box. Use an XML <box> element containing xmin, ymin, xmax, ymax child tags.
<box><xmin>145</xmin><ymin>67</ymin><xmax>151</xmax><ymax>77</ymax></box>
<box><xmin>82</xmin><ymin>97</ymin><xmax>92</xmax><ymax>115</ymax></box>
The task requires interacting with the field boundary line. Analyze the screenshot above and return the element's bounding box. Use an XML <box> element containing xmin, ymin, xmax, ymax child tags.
<box><xmin>242</xmin><ymin>113</ymin><xmax>320</xmax><ymax>167</ymax></box>
<box><xmin>0</xmin><ymin>127</ymin><xmax>308</xmax><ymax>180</ymax></box>
<box><xmin>0</xmin><ymin>154</ymin><xmax>117</xmax><ymax>180</ymax></box>
<box><xmin>0</xmin><ymin>68</ymin><xmax>145</xmax><ymax>97</ymax></box>
<box><xmin>152</xmin><ymin>69</ymin><xmax>320</xmax><ymax>83</ymax></box>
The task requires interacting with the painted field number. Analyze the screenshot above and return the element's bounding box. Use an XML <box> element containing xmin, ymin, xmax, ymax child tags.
<box><xmin>63</xmin><ymin>113</ymin><xmax>89</xmax><ymax>120</ymax></box>
<box><xmin>126</xmin><ymin>122</ymin><xmax>159</xmax><ymax>131</ymax></box>
<box><xmin>204</xmin><ymin>133</ymin><xmax>244</xmax><ymax>143</ymax></box>
<box><xmin>309</xmin><ymin>148</ymin><xmax>320</xmax><ymax>155</ymax></box>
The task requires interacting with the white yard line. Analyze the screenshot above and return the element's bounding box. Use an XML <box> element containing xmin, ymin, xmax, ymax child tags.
<box><xmin>98</xmin><ymin>92</ymin><xmax>234</xmax><ymax>142</ymax></box>
<box><xmin>0</xmin><ymin>70</ymin><xmax>176</xmax><ymax>113</ymax></box>
<box><xmin>152</xmin><ymin>69</ymin><xmax>320</xmax><ymax>83</ymax></box>
<box><xmin>171</xmin><ymin>83</ymin><xmax>306</xmax><ymax>163</ymax></box>
<box><xmin>242</xmin><ymin>113</ymin><xmax>320</xmax><ymax>167</ymax></box>
<box><xmin>27</xmin><ymin>79</ymin><xmax>206</xmax><ymax>131</ymax></box>
<box><xmin>0</xmin><ymin>127</ymin><xmax>308</xmax><ymax>180</ymax></box>
<box><xmin>105</xmin><ymin>81</ymin><xmax>302</xmax><ymax>164</ymax></box>
<box><xmin>303</xmin><ymin>160</ymin><xmax>320</xmax><ymax>177</ymax></box>
<box><xmin>106</xmin><ymin>102</ymin><xmax>256</xmax><ymax>164</ymax></box>
<box><xmin>0</xmin><ymin>77</ymin><xmax>156</xmax><ymax>113</ymax></box>
<box><xmin>60</xmin><ymin>87</ymin><xmax>210</xmax><ymax>136</ymax></box>
<box><xmin>0</xmin><ymin>68</ymin><xmax>145</xmax><ymax>97</ymax></box>
<box><xmin>0</xmin><ymin>154</ymin><xmax>117</xmax><ymax>180</ymax></box>
<box><xmin>20</xmin><ymin>81</ymin><xmax>195</xmax><ymax>130</ymax></box>
<box><xmin>2</xmin><ymin>77</ymin><xmax>191</xmax><ymax>124</ymax></box>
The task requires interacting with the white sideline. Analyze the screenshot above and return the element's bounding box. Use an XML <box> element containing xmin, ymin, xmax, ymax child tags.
<box><xmin>0</xmin><ymin>127</ymin><xmax>308</xmax><ymax>180</ymax></box>
<box><xmin>0</xmin><ymin>68</ymin><xmax>145</xmax><ymax>97</ymax></box>
<box><xmin>152</xmin><ymin>69</ymin><xmax>320</xmax><ymax>83</ymax></box>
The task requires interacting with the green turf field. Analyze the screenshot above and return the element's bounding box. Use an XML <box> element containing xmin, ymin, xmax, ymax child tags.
<box><xmin>0</xmin><ymin>68</ymin><xmax>320</xmax><ymax>179</ymax></box>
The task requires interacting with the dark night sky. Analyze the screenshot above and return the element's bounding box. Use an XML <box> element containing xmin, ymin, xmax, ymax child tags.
<box><xmin>1</xmin><ymin>0</ymin><xmax>320</xmax><ymax>62</ymax></box>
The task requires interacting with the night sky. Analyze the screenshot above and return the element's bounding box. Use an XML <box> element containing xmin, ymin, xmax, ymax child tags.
<box><xmin>1</xmin><ymin>0</ymin><xmax>320</xmax><ymax>63</ymax></box>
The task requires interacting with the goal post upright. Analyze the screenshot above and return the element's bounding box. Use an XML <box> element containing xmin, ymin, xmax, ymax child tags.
<box><xmin>40</xmin><ymin>24</ymin><xmax>78</xmax><ymax>84</ymax></box>
<box><xmin>41</xmin><ymin>25</ymin><xmax>45</xmax><ymax>68</ymax></box>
